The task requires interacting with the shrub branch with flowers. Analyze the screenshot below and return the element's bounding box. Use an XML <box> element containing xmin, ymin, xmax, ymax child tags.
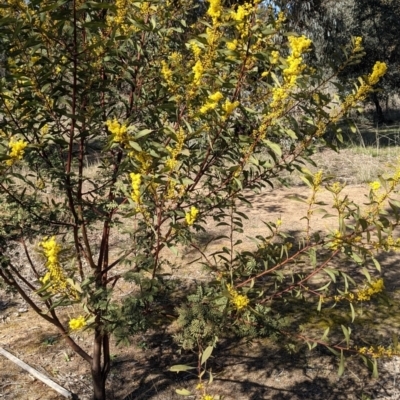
<box><xmin>0</xmin><ymin>0</ymin><xmax>397</xmax><ymax>399</ymax></box>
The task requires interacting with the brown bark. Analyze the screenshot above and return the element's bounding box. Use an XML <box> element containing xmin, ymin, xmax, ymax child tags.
<box><xmin>91</xmin><ymin>327</ymin><xmax>110</xmax><ymax>400</ymax></box>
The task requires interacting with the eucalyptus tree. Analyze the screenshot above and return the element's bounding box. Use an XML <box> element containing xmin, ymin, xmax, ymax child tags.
<box><xmin>275</xmin><ymin>0</ymin><xmax>400</xmax><ymax>123</ymax></box>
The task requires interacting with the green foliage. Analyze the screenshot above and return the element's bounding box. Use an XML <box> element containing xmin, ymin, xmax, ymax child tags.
<box><xmin>0</xmin><ymin>0</ymin><xmax>398</xmax><ymax>399</ymax></box>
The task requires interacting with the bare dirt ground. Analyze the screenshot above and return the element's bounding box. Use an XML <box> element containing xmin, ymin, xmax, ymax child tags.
<box><xmin>2</xmin><ymin>147</ymin><xmax>400</xmax><ymax>400</ymax></box>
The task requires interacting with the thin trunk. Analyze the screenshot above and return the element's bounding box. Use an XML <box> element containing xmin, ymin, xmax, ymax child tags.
<box><xmin>371</xmin><ymin>92</ymin><xmax>385</xmax><ymax>124</ymax></box>
<box><xmin>91</xmin><ymin>328</ymin><xmax>109</xmax><ymax>400</ymax></box>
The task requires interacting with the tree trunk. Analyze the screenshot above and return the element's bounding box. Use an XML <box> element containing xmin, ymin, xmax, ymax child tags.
<box><xmin>91</xmin><ymin>370</ymin><xmax>106</xmax><ymax>400</ymax></box>
<box><xmin>371</xmin><ymin>92</ymin><xmax>385</xmax><ymax>124</ymax></box>
<box><xmin>91</xmin><ymin>328</ymin><xmax>110</xmax><ymax>400</ymax></box>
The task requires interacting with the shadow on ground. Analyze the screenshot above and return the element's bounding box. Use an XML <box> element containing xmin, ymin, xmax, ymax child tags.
<box><xmin>114</xmin><ymin>330</ymin><xmax>393</xmax><ymax>400</ymax></box>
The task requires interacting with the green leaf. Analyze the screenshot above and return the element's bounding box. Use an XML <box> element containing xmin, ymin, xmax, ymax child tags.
<box><xmin>324</xmin><ymin>268</ymin><xmax>337</xmax><ymax>283</ymax></box>
<box><xmin>317</xmin><ymin>295</ymin><xmax>323</xmax><ymax>312</ymax></box>
<box><xmin>326</xmin><ymin>346</ymin><xmax>340</xmax><ymax>357</ymax></box>
<box><xmin>66</xmin><ymin>278</ymin><xmax>83</xmax><ymax>293</ymax></box>
<box><xmin>321</xmin><ymin>327</ymin><xmax>330</xmax><ymax>341</ymax></box>
<box><xmin>349</xmin><ymin>302</ymin><xmax>356</xmax><ymax>323</ymax></box>
<box><xmin>265</xmin><ymin>140</ymin><xmax>282</xmax><ymax>157</ymax></box>
<box><xmin>128</xmin><ymin>141</ymin><xmax>142</xmax><ymax>152</ymax></box>
<box><xmin>338</xmin><ymin>350</ymin><xmax>345</xmax><ymax>376</ymax></box>
<box><xmin>341</xmin><ymin>325</ymin><xmax>351</xmax><ymax>347</ymax></box>
<box><xmin>169</xmin><ymin>365</ymin><xmax>196</xmax><ymax>372</ymax></box>
<box><xmin>299</xmin><ymin>175</ymin><xmax>313</xmax><ymax>189</ymax></box>
<box><xmin>361</xmin><ymin>267</ymin><xmax>371</xmax><ymax>283</ymax></box>
<box><xmin>166</xmin><ymin>244</ymin><xmax>179</xmax><ymax>256</ymax></box>
<box><xmin>371</xmin><ymin>359</ymin><xmax>379</xmax><ymax>378</ymax></box>
<box><xmin>201</xmin><ymin>345</ymin><xmax>213</xmax><ymax>365</ymax></box>
<box><xmin>135</xmin><ymin>129</ymin><xmax>152</xmax><ymax>139</ymax></box>
<box><xmin>175</xmin><ymin>388</ymin><xmax>192</xmax><ymax>396</ymax></box>
<box><xmin>351</xmin><ymin>253</ymin><xmax>363</xmax><ymax>265</ymax></box>
<box><xmin>371</xmin><ymin>257</ymin><xmax>381</xmax><ymax>273</ymax></box>
<box><xmin>209</xmin><ymin>370</ymin><xmax>213</xmax><ymax>384</ymax></box>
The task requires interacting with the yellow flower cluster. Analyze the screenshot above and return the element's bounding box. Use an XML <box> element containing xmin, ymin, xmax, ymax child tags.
<box><xmin>369</xmin><ymin>181</ymin><xmax>381</xmax><ymax>191</ymax></box>
<box><xmin>230</xmin><ymin>2</ymin><xmax>254</xmax><ymax>37</ymax></box>
<box><xmin>190</xmin><ymin>42</ymin><xmax>202</xmax><ymax>59</ymax></box>
<box><xmin>192</xmin><ymin>60</ymin><xmax>204</xmax><ymax>85</ymax></box>
<box><xmin>356</xmin><ymin>278</ymin><xmax>384</xmax><ymax>301</ymax></box>
<box><xmin>40</xmin><ymin>124</ymin><xmax>49</xmax><ymax>136</ymax></box>
<box><xmin>231</xmin><ymin>3</ymin><xmax>252</xmax><ymax>22</ymax></box>
<box><xmin>200</xmin><ymin>91</ymin><xmax>224</xmax><ymax>114</ymax></box>
<box><xmin>226</xmin><ymin>39</ymin><xmax>238</xmax><ymax>51</ymax></box>
<box><xmin>140</xmin><ymin>1</ymin><xmax>151</xmax><ymax>14</ymax></box>
<box><xmin>334</xmin><ymin>278</ymin><xmax>384</xmax><ymax>303</ymax></box>
<box><xmin>275</xmin><ymin>11</ymin><xmax>286</xmax><ymax>29</ymax></box>
<box><xmin>288</xmin><ymin>35</ymin><xmax>312</xmax><ymax>58</ymax></box>
<box><xmin>69</xmin><ymin>316</ymin><xmax>86</xmax><ymax>331</ymax></box>
<box><xmin>205</xmin><ymin>26</ymin><xmax>222</xmax><ymax>48</ymax></box>
<box><xmin>331</xmin><ymin>61</ymin><xmax>387</xmax><ymax>122</ymax></box>
<box><xmin>40</xmin><ymin>237</ymin><xmax>76</xmax><ymax>297</ymax></box>
<box><xmin>169</xmin><ymin>52</ymin><xmax>182</xmax><ymax>65</ymax></box>
<box><xmin>105</xmin><ymin>118</ymin><xmax>128</xmax><ymax>144</ymax></box>
<box><xmin>6</xmin><ymin>137</ymin><xmax>28</xmax><ymax>166</ymax></box>
<box><xmin>368</xmin><ymin>61</ymin><xmax>387</xmax><ymax>85</ymax></box>
<box><xmin>227</xmin><ymin>284</ymin><xmax>249</xmax><ymax>310</ymax></box>
<box><xmin>271</xmin><ymin>35</ymin><xmax>312</xmax><ymax>109</ymax></box>
<box><xmin>271</xmin><ymin>50</ymin><xmax>280</xmax><ymax>64</ymax></box>
<box><xmin>383</xmin><ymin>235</ymin><xmax>400</xmax><ymax>251</ymax></box>
<box><xmin>222</xmin><ymin>99</ymin><xmax>239</xmax><ymax>120</ymax></box>
<box><xmin>106</xmin><ymin>0</ymin><xmax>153</xmax><ymax>35</ymax></box>
<box><xmin>88</xmin><ymin>36</ymin><xmax>104</xmax><ymax>58</ymax></box>
<box><xmin>365</xmin><ymin>159</ymin><xmax>400</xmax><ymax>220</ymax></box>
<box><xmin>106</xmin><ymin>0</ymin><xmax>127</xmax><ymax>32</ymax></box>
<box><xmin>161</xmin><ymin>60</ymin><xmax>174</xmax><ymax>87</ymax></box>
<box><xmin>271</xmin><ymin>87</ymin><xmax>286</xmax><ymax>107</ymax></box>
<box><xmin>185</xmin><ymin>206</ymin><xmax>199</xmax><ymax>226</ymax></box>
<box><xmin>313</xmin><ymin>170</ymin><xmax>323</xmax><ymax>190</ymax></box>
<box><xmin>357</xmin><ymin>345</ymin><xmax>396</xmax><ymax>358</ymax></box>
<box><xmin>207</xmin><ymin>0</ymin><xmax>222</xmax><ymax>24</ymax></box>
<box><xmin>353</xmin><ymin>36</ymin><xmax>363</xmax><ymax>53</ymax></box>
<box><xmin>201</xmin><ymin>395</ymin><xmax>215</xmax><ymax>400</ymax></box>
<box><xmin>329</xmin><ymin>181</ymin><xmax>345</xmax><ymax>195</ymax></box>
<box><xmin>130</xmin><ymin>173</ymin><xmax>141</xmax><ymax>205</ymax></box>
<box><xmin>283</xmin><ymin>36</ymin><xmax>312</xmax><ymax>85</ymax></box>
<box><xmin>166</xmin><ymin>179</ymin><xmax>177</xmax><ymax>200</ymax></box>
<box><xmin>329</xmin><ymin>230</ymin><xmax>343</xmax><ymax>250</ymax></box>
<box><xmin>135</xmin><ymin>151</ymin><xmax>152</xmax><ymax>174</ymax></box>
<box><xmin>390</xmin><ymin>162</ymin><xmax>400</xmax><ymax>190</ymax></box>
<box><xmin>166</xmin><ymin>127</ymin><xmax>186</xmax><ymax>170</ymax></box>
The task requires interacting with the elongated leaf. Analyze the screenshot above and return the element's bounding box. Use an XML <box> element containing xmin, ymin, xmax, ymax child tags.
<box><xmin>372</xmin><ymin>257</ymin><xmax>381</xmax><ymax>273</ymax></box>
<box><xmin>361</xmin><ymin>267</ymin><xmax>371</xmax><ymax>283</ymax></box>
<box><xmin>135</xmin><ymin>129</ymin><xmax>152</xmax><ymax>139</ymax></box>
<box><xmin>209</xmin><ymin>370</ymin><xmax>213</xmax><ymax>384</ymax></box>
<box><xmin>201</xmin><ymin>345</ymin><xmax>213</xmax><ymax>365</ymax></box>
<box><xmin>341</xmin><ymin>325</ymin><xmax>351</xmax><ymax>347</ymax></box>
<box><xmin>175</xmin><ymin>388</ymin><xmax>192</xmax><ymax>396</ymax></box>
<box><xmin>265</xmin><ymin>140</ymin><xmax>282</xmax><ymax>157</ymax></box>
<box><xmin>321</xmin><ymin>327</ymin><xmax>330</xmax><ymax>341</ymax></box>
<box><xmin>349</xmin><ymin>302</ymin><xmax>356</xmax><ymax>323</ymax></box>
<box><xmin>338</xmin><ymin>350</ymin><xmax>345</xmax><ymax>376</ymax></box>
<box><xmin>169</xmin><ymin>365</ymin><xmax>196</xmax><ymax>372</ymax></box>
